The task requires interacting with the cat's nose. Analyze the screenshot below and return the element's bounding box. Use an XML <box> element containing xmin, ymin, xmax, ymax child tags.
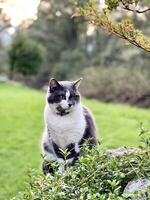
<box><xmin>68</xmin><ymin>103</ymin><xmax>72</xmax><ymax>107</ymax></box>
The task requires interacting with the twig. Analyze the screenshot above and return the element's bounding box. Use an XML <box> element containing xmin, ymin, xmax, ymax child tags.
<box><xmin>123</xmin><ymin>5</ymin><xmax>150</xmax><ymax>13</ymax></box>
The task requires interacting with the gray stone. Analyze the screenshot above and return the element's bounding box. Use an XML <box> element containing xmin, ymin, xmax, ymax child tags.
<box><xmin>106</xmin><ymin>147</ymin><xmax>140</xmax><ymax>159</ymax></box>
<box><xmin>123</xmin><ymin>178</ymin><xmax>150</xmax><ymax>200</ymax></box>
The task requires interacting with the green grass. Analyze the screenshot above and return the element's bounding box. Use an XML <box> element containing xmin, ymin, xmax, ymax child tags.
<box><xmin>0</xmin><ymin>82</ymin><xmax>149</xmax><ymax>200</ymax></box>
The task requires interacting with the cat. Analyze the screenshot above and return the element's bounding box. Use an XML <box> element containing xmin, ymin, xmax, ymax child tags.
<box><xmin>41</xmin><ymin>78</ymin><xmax>97</xmax><ymax>174</ymax></box>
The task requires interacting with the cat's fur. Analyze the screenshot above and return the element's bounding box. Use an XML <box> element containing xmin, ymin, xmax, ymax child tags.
<box><xmin>41</xmin><ymin>78</ymin><xmax>97</xmax><ymax>174</ymax></box>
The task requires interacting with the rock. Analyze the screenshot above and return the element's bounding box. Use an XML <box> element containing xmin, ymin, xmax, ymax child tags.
<box><xmin>123</xmin><ymin>178</ymin><xmax>150</xmax><ymax>200</ymax></box>
<box><xmin>106</xmin><ymin>147</ymin><xmax>140</xmax><ymax>159</ymax></box>
<box><xmin>0</xmin><ymin>75</ymin><xmax>8</xmax><ymax>83</ymax></box>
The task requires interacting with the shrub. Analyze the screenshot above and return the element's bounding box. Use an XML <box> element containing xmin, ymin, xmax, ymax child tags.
<box><xmin>79</xmin><ymin>66</ymin><xmax>150</xmax><ymax>108</ymax></box>
<box><xmin>8</xmin><ymin>34</ymin><xmax>45</xmax><ymax>76</ymax></box>
<box><xmin>13</xmin><ymin>127</ymin><xmax>150</xmax><ymax>199</ymax></box>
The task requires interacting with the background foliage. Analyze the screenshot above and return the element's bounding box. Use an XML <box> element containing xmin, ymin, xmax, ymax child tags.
<box><xmin>0</xmin><ymin>0</ymin><xmax>149</xmax><ymax>107</ymax></box>
<box><xmin>8</xmin><ymin>33</ymin><xmax>45</xmax><ymax>77</ymax></box>
<box><xmin>15</xmin><ymin>0</ymin><xmax>149</xmax><ymax>107</ymax></box>
<box><xmin>0</xmin><ymin>0</ymin><xmax>150</xmax><ymax>199</ymax></box>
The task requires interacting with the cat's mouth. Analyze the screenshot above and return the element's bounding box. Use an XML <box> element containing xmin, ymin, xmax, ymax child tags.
<box><xmin>56</xmin><ymin>106</ymin><xmax>71</xmax><ymax>116</ymax></box>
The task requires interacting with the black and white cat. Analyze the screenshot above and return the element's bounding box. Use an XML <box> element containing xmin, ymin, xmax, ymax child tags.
<box><xmin>41</xmin><ymin>78</ymin><xmax>97</xmax><ymax>174</ymax></box>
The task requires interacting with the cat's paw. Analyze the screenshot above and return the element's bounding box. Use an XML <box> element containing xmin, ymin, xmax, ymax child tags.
<box><xmin>42</xmin><ymin>160</ymin><xmax>54</xmax><ymax>175</ymax></box>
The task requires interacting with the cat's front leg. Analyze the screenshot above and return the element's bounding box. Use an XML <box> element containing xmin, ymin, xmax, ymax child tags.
<box><xmin>42</xmin><ymin>159</ymin><xmax>55</xmax><ymax>175</ymax></box>
<box><xmin>42</xmin><ymin>150</ymin><xmax>57</xmax><ymax>174</ymax></box>
<box><xmin>64</xmin><ymin>143</ymin><xmax>81</xmax><ymax>167</ymax></box>
<box><xmin>42</xmin><ymin>139</ymin><xmax>57</xmax><ymax>174</ymax></box>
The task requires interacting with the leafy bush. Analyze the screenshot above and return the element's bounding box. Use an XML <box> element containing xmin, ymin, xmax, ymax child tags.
<box><xmin>8</xmin><ymin>33</ymin><xmax>45</xmax><ymax>76</ymax></box>
<box><xmin>79</xmin><ymin>66</ymin><xmax>150</xmax><ymax>108</ymax></box>
<box><xmin>13</xmin><ymin>127</ymin><xmax>150</xmax><ymax>200</ymax></box>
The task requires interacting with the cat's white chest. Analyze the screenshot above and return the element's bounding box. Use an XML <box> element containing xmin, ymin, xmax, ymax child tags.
<box><xmin>44</xmin><ymin>105</ymin><xmax>86</xmax><ymax>149</ymax></box>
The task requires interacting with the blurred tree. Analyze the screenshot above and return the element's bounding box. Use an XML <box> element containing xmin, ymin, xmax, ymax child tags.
<box><xmin>53</xmin><ymin>48</ymin><xmax>89</xmax><ymax>79</ymax></box>
<box><xmin>8</xmin><ymin>33</ymin><xmax>45</xmax><ymax>77</ymax></box>
<box><xmin>27</xmin><ymin>0</ymin><xmax>150</xmax><ymax>76</ymax></box>
<box><xmin>16</xmin><ymin>0</ymin><xmax>149</xmax><ymax>106</ymax></box>
<box><xmin>27</xmin><ymin>0</ymin><xmax>89</xmax><ymax>78</ymax></box>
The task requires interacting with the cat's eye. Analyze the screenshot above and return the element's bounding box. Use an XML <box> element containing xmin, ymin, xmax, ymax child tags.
<box><xmin>58</xmin><ymin>95</ymin><xmax>65</xmax><ymax>99</ymax></box>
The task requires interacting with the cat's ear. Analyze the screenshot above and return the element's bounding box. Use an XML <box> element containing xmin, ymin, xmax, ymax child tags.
<box><xmin>49</xmin><ymin>78</ymin><xmax>61</xmax><ymax>92</ymax></box>
<box><xmin>73</xmin><ymin>78</ymin><xmax>82</xmax><ymax>90</ymax></box>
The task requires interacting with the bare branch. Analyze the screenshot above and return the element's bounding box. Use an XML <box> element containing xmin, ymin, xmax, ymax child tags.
<box><xmin>122</xmin><ymin>5</ymin><xmax>150</xmax><ymax>13</ymax></box>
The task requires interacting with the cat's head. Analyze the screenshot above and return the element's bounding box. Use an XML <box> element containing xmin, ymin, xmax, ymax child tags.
<box><xmin>47</xmin><ymin>78</ymin><xmax>82</xmax><ymax>116</ymax></box>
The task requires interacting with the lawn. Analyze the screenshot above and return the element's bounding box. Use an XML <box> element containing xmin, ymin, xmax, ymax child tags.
<box><xmin>0</xmin><ymin>82</ymin><xmax>149</xmax><ymax>200</ymax></box>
